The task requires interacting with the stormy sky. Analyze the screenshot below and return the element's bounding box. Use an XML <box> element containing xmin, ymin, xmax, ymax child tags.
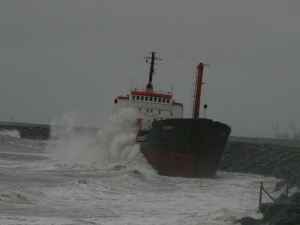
<box><xmin>1</xmin><ymin>1</ymin><xmax>300</xmax><ymax>138</ymax></box>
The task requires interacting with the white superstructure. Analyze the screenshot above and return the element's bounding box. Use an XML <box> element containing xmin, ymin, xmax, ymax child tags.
<box><xmin>113</xmin><ymin>52</ymin><xmax>183</xmax><ymax>132</ymax></box>
<box><xmin>113</xmin><ymin>88</ymin><xmax>183</xmax><ymax>131</ymax></box>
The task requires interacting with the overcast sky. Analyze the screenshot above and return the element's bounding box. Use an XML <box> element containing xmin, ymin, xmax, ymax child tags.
<box><xmin>1</xmin><ymin>0</ymin><xmax>299</xmax><ymax>138</ymax></box>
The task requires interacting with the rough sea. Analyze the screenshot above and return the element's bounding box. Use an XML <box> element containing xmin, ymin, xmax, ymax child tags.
<box><xmin>0</xmin><ymin>111</ymin><xmax>284</xmax><ymax>225</ymax></box>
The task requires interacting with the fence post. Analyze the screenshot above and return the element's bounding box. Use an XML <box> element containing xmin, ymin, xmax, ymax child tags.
<box><xmin>259</xmin><ymin>182</ymin><xmax>263</xmax><ymax>211</ymax></box>
<box><xmin>287</xmin><ymin>170</ymin><xmax>290</xmax><ymax>198</ymax></box>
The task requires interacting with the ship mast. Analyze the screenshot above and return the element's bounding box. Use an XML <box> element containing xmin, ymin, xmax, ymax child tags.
<box><xmin>193</xmin><ymin>63</ymin><xmax>209</xmax><ymax>119</ymax></box>
<box><xmin>144</xmin><ymin>52</ymin><xmax>162</xmax><ymax>92</ymax></box>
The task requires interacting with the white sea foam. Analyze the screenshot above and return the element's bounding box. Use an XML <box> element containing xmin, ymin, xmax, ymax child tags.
<box><xmin>0</xmin><ymin>184</ymin><xmax>44</xmax><ymax>203</ymax></box>
<box><xmin>0</xmin><ymin>129</ymin><xmax>21</xmax><ymax>138</ymax></box>
<box><xmin>0</xmin><ymin>129</ymin><xmax>287</xmax><ymax>225</ymax></box>
<box><xmin>97</xmin><ymin>107</ymin><xmax>143</xmax><ymax>161</ymax></box>
<box><xmin>46</xmin><ymin>109</ymin><xmax>156</xmax><ymax>178</ymax></box>
<box><xmin>47</xmin><ymin>111</ymin><xmax>105</xmax><ymax>163</ymax></box>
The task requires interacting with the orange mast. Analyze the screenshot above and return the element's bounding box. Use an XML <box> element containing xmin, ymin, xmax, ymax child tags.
<box><xmin>193</xmin><ymin>63</ymin><xmax>206</xmax><ymax>119</ymax></box>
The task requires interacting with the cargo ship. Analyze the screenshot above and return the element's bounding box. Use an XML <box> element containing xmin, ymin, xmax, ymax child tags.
<box><xmin>113</xmin><ymin>52</ymin><xmax>231</xmax><ymax>177</ymax></box>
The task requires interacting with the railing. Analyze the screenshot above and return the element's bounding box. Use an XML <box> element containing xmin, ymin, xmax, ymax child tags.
<box><xmin>130</xmin><ymin>87</ymin><xmax>172</xmax><ymax>96</ymax></box>
<box><xmin>258</xmin><ymin>170</ymin><xmax>291</xmax><ymax>212</ymax></box>
<box><xmin>259</xmin><ymin>182</ymin><xmax>276</xmax><ymax>211</ymax></box>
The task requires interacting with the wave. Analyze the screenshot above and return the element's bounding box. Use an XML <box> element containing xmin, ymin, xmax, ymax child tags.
<box><xmin>0</xmin><ymin>184</ymin><xmax>44</xmax><ymax>203</ymax></box>
<box><xmin>46</xmin><ymin>109</ymin><xmax>157</xmax><ymax>178</ymax></box>
<box><xmin>0</xmin><ymin>129</ymin><xmax>21</xmax><ymax>138</ymax></box>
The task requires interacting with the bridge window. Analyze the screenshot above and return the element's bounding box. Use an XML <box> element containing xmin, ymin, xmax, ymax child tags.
<box><xmin>163</xmin><ymin>99</ymin><xmax>166</xmax><ymax>103</ymax></box>
<box><xmin>145</xmin><ymin>96</ymin><xmax>148</xmax><ymax>101</ymax></box>
<box><xmin>137</xmin><ymin>96</ymin><xmax>140</xmax><ymax>100</ymax></box>
<box><xmin>150</xmin><ymin>97</ymin><xmax>153</xmax><ymax>101</ymax></box>
<box><xmin>158</xmin><ymin>98</ymin><xmax>161</xmax><ymax>103</ymax></box>
<box><xmin>132</xmin><ymin>95</ymin><xmax>135</xmax><ymax>100</ymax></box>
<box><xmin>154</xmin><ymin>97</ymin><xmax>157</xmax><ymax>102</ymax></box>
<box><xmin>141</xmin><ymin>96</ymin><xmax>144</xmax><ymax>101</ymax></box>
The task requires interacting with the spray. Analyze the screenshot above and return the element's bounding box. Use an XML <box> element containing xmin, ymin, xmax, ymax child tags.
<box><xmin>46</xmin><ymin>109</ymin><xmax>156</xmax><ymax>177</ymax></box>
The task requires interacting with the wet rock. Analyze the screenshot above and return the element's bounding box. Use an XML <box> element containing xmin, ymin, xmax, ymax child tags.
<box><xmin>77</xmin><ymin>180</ymin><xmax>89</xmax><ymax>184</ymax></box>
<box><xmin>289</xmin><ymin>192</ymin><xmax>300</xmax><ymax>206</ymax></box>
<box><xmin>221</xmin><ymin>140</ymin><xmax>300</xmax><ymax>188</ymax></box>
<box><xmin>234</xmin><ymin>216</ymin><xmax>265</xmax><ymax>225</ymax></box>
<box><xmin>274</xmin><ymin>180</ymin><xmax>287</xmax><ymax>192</ymax></box>
<box><xmin>261</xmin><ymin>199</ymin><xmax>300</xmax><ymax>225</ymax></box>
<box><xmin>224</xmin><ymin>138</ymin><xmax>300</xmax><ymax>225</ymax></box>
<box><xmin>263</xmin><ymin>202</ymin><xmax>293</xmax><ymax>221</ymax></box>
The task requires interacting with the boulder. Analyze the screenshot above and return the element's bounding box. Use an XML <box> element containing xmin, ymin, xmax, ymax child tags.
<box><xmin>234</xmin><ymin>216</ymin><xmax>265</xmax><ymax>225</ymax></box>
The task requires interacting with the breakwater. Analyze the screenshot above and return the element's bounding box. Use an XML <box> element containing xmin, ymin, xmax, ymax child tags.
<box><xmin>0</xmin><ymin>122</ymin><xmax>50</xmax><ymax>140</ymax></box>
<box><xmin>224</xmin><ymin>137</ymin><xmax>300</xmax><ymax>225</ymax></box>
<box><xmin>223</xmin><ymin>136</ymin><xmax>300</xmax><ymax>187</ymax></box>
<box><xmin>0</xmin><ymin>121</ymin><xmax>98</xmax><ymax>140</ymax></box>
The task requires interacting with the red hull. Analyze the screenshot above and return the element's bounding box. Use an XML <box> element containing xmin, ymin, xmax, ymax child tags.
<box><xmin>137</xmin><ymin>118</ymin><xmax>231</xmax><ymax>178</ymax></box>
<box><xmin>141</xmin><ymin>149</ymin><xmax>222</xmax><ymax>178</ymax></box>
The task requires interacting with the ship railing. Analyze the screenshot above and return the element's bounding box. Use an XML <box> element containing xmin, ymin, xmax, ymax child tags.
<box><xmin>130</xmin><ymin>87</ymin><xmax>172</xmax><ymax>96</ymax></box>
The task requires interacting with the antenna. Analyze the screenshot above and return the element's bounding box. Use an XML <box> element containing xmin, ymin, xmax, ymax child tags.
<box><xmin>144</xmin><ymin>52</ymin><xmax>162</xmax><ymax>92</ymax></box>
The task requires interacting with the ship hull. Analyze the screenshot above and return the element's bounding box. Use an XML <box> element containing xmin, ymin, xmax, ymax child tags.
<box><xmin>137</xmin><ymin>118</ymin><xmax>231</xmax><ymax>178</ymax></box>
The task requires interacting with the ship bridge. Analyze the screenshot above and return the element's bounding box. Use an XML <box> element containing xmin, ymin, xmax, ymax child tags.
<box><xmin>113</xmin><ymin>88</ymin><xmax>183</xmax><ymax>131</ymax></box>
<box><xmin>112</xmin><ymin>52</ymin><xmax>183</xmax><ymax>131</ymax></box>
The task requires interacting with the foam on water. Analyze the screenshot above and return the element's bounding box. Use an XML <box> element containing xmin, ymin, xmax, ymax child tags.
<box><xmin>46</xmin><ymin>109</ymin><xmax>156</xmax><ymax>179</ymax></box>
<box><xmin>0</xmin><ymin>114</ymin><xmax>287</xmax><ymax>225</ymax></box>
<box><xmin>0</xmin><ymin>184</ymin><xmax>44</xmax><ymax>203</ymax></box>
<box><xmin>0</xmin><ymin>153</ymin><xmax>282</xmax><ymax>225</ymax></box>
<box><xmin>0</xmin><ymin>129</ymin><xmax>21</xmax><ymax>138</ymax></box>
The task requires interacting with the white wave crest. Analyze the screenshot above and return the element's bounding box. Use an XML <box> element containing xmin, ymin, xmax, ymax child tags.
<box><xmin>0</xmin><ymin>129</ymin><xmax>21</xmax><ymax>138</ymax></box>
<box><xmin>97</xmin><ymin>107</ymin><xmax>142</xmax><ymax>161</ymax></box>
<box><xmin>47</xmin><ymin>112</ymin><xmax>104</xmax><ymax>163</ymax></box>
<box><xmin>46</xmin><ymin>109</ymin><xmax>155</xmax><ymax>178</ymax></box>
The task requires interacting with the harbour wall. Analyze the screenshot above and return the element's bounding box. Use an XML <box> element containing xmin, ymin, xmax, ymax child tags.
<box><xmin>0</xmin><ymin>122</ymin><xmax>98</xmax><ymax>140</ymax></box>
<box><xmin>222</xmin><ymin>136</ymin><xmax>300</xmax><ymax>188</ymax></box>
<box><xmin>0</xmin><ymin>122</ymin><xmax>50</xmax><ymax>140</ymax></box>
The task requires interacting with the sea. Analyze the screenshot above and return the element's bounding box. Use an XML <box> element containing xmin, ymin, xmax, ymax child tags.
<box><xmin>0</xmin><ymin>111</ymin><xmax>284</xmax><ymax>225</ymax></box>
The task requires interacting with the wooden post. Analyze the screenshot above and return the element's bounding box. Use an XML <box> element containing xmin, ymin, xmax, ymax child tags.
<box><xmin>287</xmin><ymin>170</ymin><xmax>290</xmax><ymax>198</ymax></box>
<box><xmin>259</xmin><ymin>182</ymin><xmax>263</xmax><ymax>211</ymax></box>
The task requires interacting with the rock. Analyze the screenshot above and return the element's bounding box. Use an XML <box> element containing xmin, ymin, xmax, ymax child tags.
<box><xmin>276</xmin><ymin>194</ymin><xmax>290</xmax><ymax>203</ymax></box>
<box><xmin>271</xmin><ymin>213</ymin><xmax>300</xmax><ymax>225</ymax></box>
<box><xmin>274</xmin><ymin>180</ymin><xmax>287</xmax><ymax>192</ymax></box>
<box><xmin>260</xmin><ymin>202</ymin><xmax>273</xmax><ymax>213</ymax></box>
<box><xmin>289</xmin><ymin>192</ymin><xmax>300</xmax><ymax>206</ymax></box>
<box><xmin>221</xmin><ymin>140</ymin><xmax>300</xmax><ymax>186</ymax></box>
<box><xmin>77</xmin><ymin>180</ymin><xmax>89</xmax><ymax>184</ymax></box>
<box><xmin>263</xmin><ymin>202</ymin><xmax>300</xmax><ymax>225</ymax></box>
<box><xmin>234</xmin><ymin>216</ymin><xmax>265</xmax><ymax>225</ymax></box>
<box><xmin>222</xmin><ymin>138</ymin><xmax>300</xmax><ymax>225</ymax></box>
